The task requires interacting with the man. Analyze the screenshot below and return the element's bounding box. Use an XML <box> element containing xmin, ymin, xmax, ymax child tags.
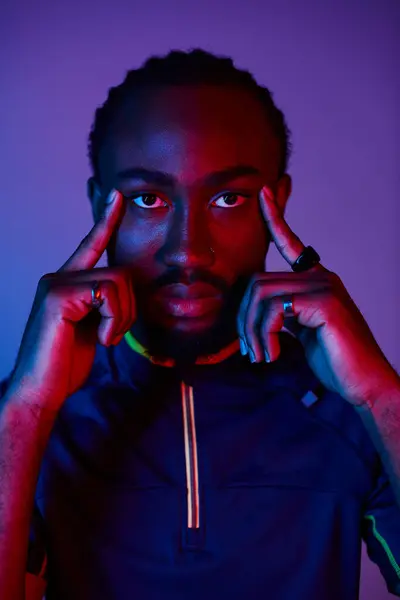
<box><xmin>0</xmin><ymin>48</ymin><xmax>399</xmax><ymax>599</ymax></box>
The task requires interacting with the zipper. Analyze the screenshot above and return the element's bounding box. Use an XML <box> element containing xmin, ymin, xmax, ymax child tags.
<box><xmin>181</xmin><ymin>381</ymin><xmax>200</xmax><ymax>529</ymax></box>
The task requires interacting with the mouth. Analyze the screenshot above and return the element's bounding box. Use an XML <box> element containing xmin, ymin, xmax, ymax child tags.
<box><xmin>155</xmin><ymin>283</ymin><xmax>223</xmax><ymax>318</ymax></box>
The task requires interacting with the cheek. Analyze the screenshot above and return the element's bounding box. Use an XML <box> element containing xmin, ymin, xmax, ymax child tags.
<box><xmin>211</xmin><ymin>213</ymin><xmax>269</xmax><ymax>273</ymax></box>
<box><xmin>112</xmin><ymin>213</ymin><xmax>165</xmax><ymax>281</ymax></box>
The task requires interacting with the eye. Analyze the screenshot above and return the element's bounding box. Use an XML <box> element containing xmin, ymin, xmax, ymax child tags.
<box><xmin>129</xmin><ymin>194</ymin><xmax>167</xmax><ymax>209</ymax></box>
<box><xmin>212</xmin><ymin>193</ymin><xmax>249</xmax><ymax>208</ymax></box>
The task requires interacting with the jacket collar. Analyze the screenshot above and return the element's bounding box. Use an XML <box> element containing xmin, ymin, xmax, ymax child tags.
<box><xmin>123</xmin><ymin>330</ymin><xmax>241</xmax><ymax>367</ymax></box>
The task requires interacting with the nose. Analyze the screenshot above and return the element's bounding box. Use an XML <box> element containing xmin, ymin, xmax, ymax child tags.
<box><xmin>160</xmin><ymin>204</ymin><xmax>214</xmax><ymax>269</ymax></box>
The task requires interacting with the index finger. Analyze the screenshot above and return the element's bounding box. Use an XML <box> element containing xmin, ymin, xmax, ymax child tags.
<box><xmin>59</xmin><ymin>189</ymin><xmax>124</xmax><ymax>272</ymax></box>
<box><xmin>259</xmin><ymin>186</ymin><xmax>306</xmax><ymax>267</ymax></box>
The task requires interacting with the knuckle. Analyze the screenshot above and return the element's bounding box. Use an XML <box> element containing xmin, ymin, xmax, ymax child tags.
<box><xmin>250</xmin><ymin>279</ymin><xmax>269</xmax><ymax>306</ymax></box>
<box><xmin>38</xmin><ymin>272</ymin><xmax>56</xmax><ymax>291</ymax></box>
<box><xmin>43</xmin><ymin>284</ymin><xmax>67</xmax><ymax>313</ymax></box>
<box><xmin>249</xmin><ymin>273</ymin><xmax>265</xmax><ymax>288</ymax></box>
<box><xmin>279</xmin><ymin>240</ymin><xmax>290</xmax><ymax>255</ymax></box>
<box><xmin>39</xmin><ymin>271</ymin><xmax>55</xmax><ymax>282</ymax></box>
<box><xmin>326</xmin><ymin>270</ymin><xmax>341</xmax><ymax>285</ymax></box>
<box><xmin>251</xmin><ymin>273</ymin><xmax>269</xmax><ymax>291</ymax></box>
<box><xmin>251</xmin><ymin>277</ymin><xmax>262</xmax><ymax>291</ymax></box>
<box><xmin>251</xmin><ymin>279</ymin><xmax>265</xmax><ymax>299</ymax></box>
<box><xmin>329</xmin><ymin>271</ymin><xmax>343</xmax><ymax>287</ymax></box>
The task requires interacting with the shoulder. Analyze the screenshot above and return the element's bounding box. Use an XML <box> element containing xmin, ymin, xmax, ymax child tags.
<box><xmin>306</xmin><ymin>387</ymin><xmax>379</xmax><ymax>474</ymax></box>
<box><xmin>274</xmin><ymin>330</ymin><xmax>380</xmax><ymax>476</ymax></box>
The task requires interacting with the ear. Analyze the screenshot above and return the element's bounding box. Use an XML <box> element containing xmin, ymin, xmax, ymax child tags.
<box><xmin>275</xmin><ymin>174</ymin><xmax>292</xmax><ymax>216</ymax></box>
<box><xmin>87</xmin><ymin>177</ymin><xmax>104</xmax><ymax>223</ymax></box>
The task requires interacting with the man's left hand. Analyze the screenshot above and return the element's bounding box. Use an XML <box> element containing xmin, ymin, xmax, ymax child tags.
<box><xmin>237</xmin><ymin>186</ymin><xmax>399</xmax><ymax>408</ymax></box>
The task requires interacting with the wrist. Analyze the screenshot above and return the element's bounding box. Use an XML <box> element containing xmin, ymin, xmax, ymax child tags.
<box><xmin>354</xmin><ymin>376</ymin><xmax>400</xmax><ymax>434</ymax></box>
<box><xmin>354</xmin><ymin>367</ymin><xmax>400</xmax><ymax>413</ymax></box>
<box><xmin>370</xmin><ymin>370</ymin><xmax>400</xmax><ymax>410</ymax></box>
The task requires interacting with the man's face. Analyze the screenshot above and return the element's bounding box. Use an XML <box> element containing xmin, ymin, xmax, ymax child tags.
<box><xmin>90</xmin><ymin>84</ymin><xmax>291</xmax><ymax>361</ymax></box>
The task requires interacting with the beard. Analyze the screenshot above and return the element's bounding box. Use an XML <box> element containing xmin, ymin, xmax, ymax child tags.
<box><xmin>130</xmin><ymin>274</ymin><xmax>251</xmax><ymax>365</ymax></box>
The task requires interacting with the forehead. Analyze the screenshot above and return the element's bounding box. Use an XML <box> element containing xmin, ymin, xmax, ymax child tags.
<box><xmin>98</xmin><ymin>84</ymin><xmax>280</xmax><ymax>186</ymax></box>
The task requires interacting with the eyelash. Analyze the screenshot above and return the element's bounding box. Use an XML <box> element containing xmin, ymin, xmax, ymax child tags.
<box><xmin>127</xmin><ymin>192</ymin><xmax>251</xmax><ymax>210</ymax></box>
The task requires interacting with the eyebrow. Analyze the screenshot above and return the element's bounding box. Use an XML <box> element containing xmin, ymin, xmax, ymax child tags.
<box><xmin>116</xmin><ymin>164</ymin><xmax>262</xmax><ymax>188</ymax></box>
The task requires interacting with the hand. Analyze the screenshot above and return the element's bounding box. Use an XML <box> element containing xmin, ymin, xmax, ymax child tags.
<box><xmin>237</xmin><ymin>186</ymin><xmax>399</xmax><ymax>408</ymax></box>
<box><xmin>7</xmin><ymin>189</ymin><xmax>136</xmax><ymax>413</ymax></box>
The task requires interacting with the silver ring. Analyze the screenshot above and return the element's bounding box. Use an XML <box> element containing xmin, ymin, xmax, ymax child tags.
<box><xmin>282</xmin><ymin>295</ymin><xmax>296</xmax><ymax>318</ymax></box>
<box><xmin>91</xmin><ymin>281</ymin><xmax>103</xmax><ymax>309</ymax></box>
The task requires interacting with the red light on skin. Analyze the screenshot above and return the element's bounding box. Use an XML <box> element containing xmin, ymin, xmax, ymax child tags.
<box><xmin>158</xmin><ymin>296</ymin><xmax>222</xmax><ymax>318</ymax></box>
<box><xmin>159</xmin><ymin>283</ymin><xmax>221</xmax><ymax>300</ymax></box>
<box><xmin>154</xmin><ymin>283</ymin><xmax>223</xmax><ymax>318</ymax></box>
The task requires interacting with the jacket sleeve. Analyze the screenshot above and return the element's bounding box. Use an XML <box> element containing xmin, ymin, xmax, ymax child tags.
<box><xmin>362</xmin><ymin>463</ymin><xmax>400</xmax><ymax>597</ymax></box>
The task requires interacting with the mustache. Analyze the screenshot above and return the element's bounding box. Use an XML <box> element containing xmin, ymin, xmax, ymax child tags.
<box><xmin>147</xmin><ymin>268</ymin><xmax>231</xmax><ymax>295</ymax></box>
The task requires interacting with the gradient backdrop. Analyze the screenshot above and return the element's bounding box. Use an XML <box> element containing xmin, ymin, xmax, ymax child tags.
<box><xmin>0</xmin><ymin>0</ymin><xmax>399</xmax><ymax>597</ymax></box>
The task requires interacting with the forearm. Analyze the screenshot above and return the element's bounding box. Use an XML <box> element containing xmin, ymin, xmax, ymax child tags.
<box><xmin>0</xmin><ymin>389</ymin><xmax>56</xmax><ymax>600</ymax></box>
<box><xmin>355</xmin><ymin>377</ymin><xmax>400</xmax><ymax>508</ymax></box>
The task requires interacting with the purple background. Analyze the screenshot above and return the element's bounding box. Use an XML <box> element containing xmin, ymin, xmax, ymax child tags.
<box><xmin>0</xmin><ymin>0</ymin><xmax>398</xmax><ymax>597</ymax></box>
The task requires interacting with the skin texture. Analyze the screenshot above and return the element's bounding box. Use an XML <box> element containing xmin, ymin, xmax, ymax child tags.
<box><xmin>87</xmin><ymin>84</ymin><xmax>292</xmax><ymax>363</ymax></box>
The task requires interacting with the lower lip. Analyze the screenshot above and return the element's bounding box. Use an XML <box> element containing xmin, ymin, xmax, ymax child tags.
<box><xmin>158</xmin><ymin>296</ymin><xmax>222</xmax><ymax>318</ymax></box>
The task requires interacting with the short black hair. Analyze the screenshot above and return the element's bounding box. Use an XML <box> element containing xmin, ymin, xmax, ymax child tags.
<box><xmin>87</xmin><ymin>48</ymin><xmax>292</xmax><ymax>183</ymax></box>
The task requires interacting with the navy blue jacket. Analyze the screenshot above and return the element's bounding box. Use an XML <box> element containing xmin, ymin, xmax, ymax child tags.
<box><xmin>1</xmin><ymin>331</ymin><xmax>400</xmax><ymax>598</ymax></box>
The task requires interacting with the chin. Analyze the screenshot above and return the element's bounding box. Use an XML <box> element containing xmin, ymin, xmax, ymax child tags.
<box><xmin>132</xmin><ymin>279</ymin><xmax>249</xmax><ymax>362</ymax></box>
<box><xmin>159</xmin><ymin>311</ymin><xmax>219</xmax><ymax>333</ymax></box>
<box><xmin>133</xmin><ymin>311</ymin><xmax>236</xmax><ymax>363</ymax></box>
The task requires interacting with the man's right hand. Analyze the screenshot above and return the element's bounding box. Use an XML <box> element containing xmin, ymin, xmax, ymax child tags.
<box><xmin>6</xmin><ymin>188</ymin><xmax>136</xmax><ymax>414</ymax></box>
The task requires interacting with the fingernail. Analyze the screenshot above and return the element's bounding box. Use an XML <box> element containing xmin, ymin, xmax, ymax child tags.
<box><xmin>264</xmin><ymin>350</ymin><xmax>271</xmax><ymax>363</ymax></box>
<box><xmin>105</xmin><ymin>189</ymin><xmax>118</xmax><ymax>205</ymax></box>
<box><xmin>240</xmin><ymin>338</ymin><xmax>248</xmax><ymax>356</ymax></box>
<box><xmin>249</xmin><ymin>348</ymin><xmax>257</xmax><ymax>363</ymax></box>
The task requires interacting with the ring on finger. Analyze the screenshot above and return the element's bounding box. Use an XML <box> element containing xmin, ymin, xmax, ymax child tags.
<box><xmin>281</xmin><ymin>294</ymin><xmax>296</xmax><ymax>318</ymax></box>
<box><xmin>91</xmin><ymin>281</ymin><xmax>104</xmax><ymax>309</ymax></box>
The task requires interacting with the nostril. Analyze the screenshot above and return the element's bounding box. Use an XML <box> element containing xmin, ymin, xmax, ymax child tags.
<box><xmin>162</xmin><ymin>244</ymin><xmax>215</xmax><ymax>268</ymax></box>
